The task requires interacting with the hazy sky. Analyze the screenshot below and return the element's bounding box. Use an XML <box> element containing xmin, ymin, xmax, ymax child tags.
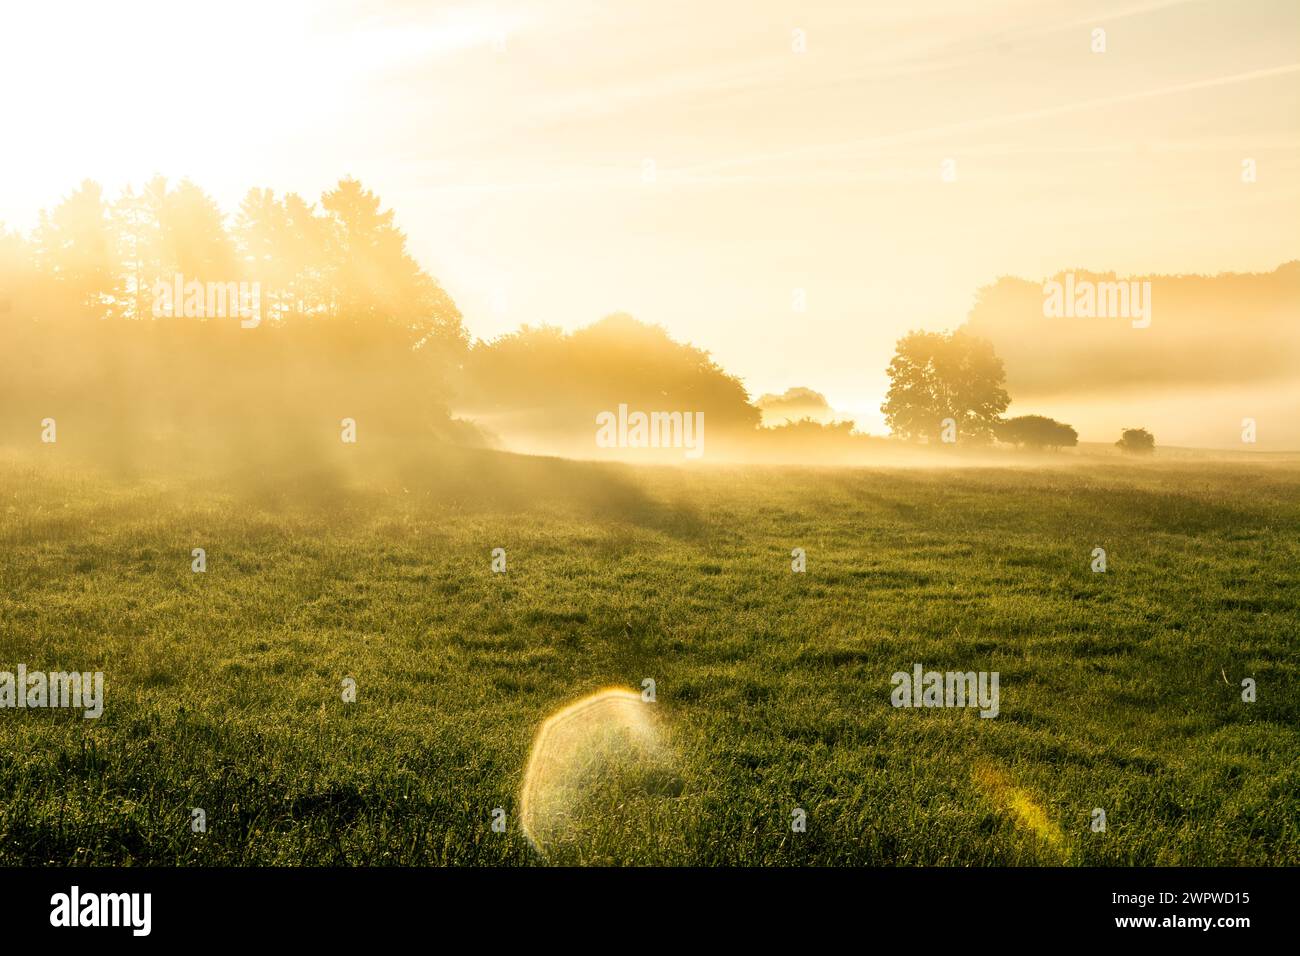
<box><xmin>2</xmin><ymin>0</ymin><xmax>1297</xmax><ymax>434</ymax></box>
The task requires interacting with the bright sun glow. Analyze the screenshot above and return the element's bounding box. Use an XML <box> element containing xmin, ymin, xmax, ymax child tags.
<box><xmin>0</xmin><ymin>2</ymin><xmax>524</xmax><ymax>211</ymax></box>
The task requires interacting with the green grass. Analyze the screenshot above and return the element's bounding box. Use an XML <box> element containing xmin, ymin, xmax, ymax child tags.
<box><xmin>1</xmin><ymin>448</ymin><xmax>1297</xmax><ymax>865</ymax></box>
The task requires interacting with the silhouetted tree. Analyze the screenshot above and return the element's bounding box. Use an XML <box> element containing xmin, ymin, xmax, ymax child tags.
<box><xmin>1116</xmin><ymin>427</ymin><xmax>1155</xmax><ymax>454</ymax></box>
<box><xmin>756</xmin><ymin>387</ymin><xmax>836</xmax><ymax>424</ymax></box>
<box><xmin>111</xmin><ymin>184</ymin><xmax>154</xmax><ymax>320</ymax></box>
<box><xmin>234</xmin><ymin>187</ymin><xmax>289</xmax><ymax>323</ymax></box>
<box><xmin>320</xmin><ymin>177</ymin><xmax>463</xmax><ymax>349</ymax></box>
<box><xmin>157</xmin><ymin>180</ymin><xmax>237</xmax><ymax>286</ymax></box>
<box><xmin>0</xmin><ymin>226</ymin><xmax>35</xmax><ymax>322</ymax></box>
<box><xmin>996</xmin><ymin>414</ymin><xmax>1078</xmax><ymax>449</ymax></box>
<box><xmin>462</xmin><ymin>313</ymin><xmax>760</xmax><ymax>434</ymax></box>
<box><xmin>32</xmin><ymin>180</ymin><xmax>123</xmax><ymax>322</ymax></box>
<box><xmin>881</xmin><ymin>330</ymin><xmax>1009</xmax><ymax>443</ymax></box>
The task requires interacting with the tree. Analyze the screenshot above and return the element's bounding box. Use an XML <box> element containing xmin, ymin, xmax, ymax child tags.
<box><xmin>755</xmin><ymin>387</ymin><xmax>836</xmax><ymax>425</ymax></box>
<box><xmin>461</xmin><ymin>313</ymin><xmax>761</xmax><ymax>435</ymax></box>
<box><xmin>996</xmin><ymin>414</ymin><xmax>1078</xmax><ymax>449</ymax></box>
<box><xmin>319</xmin><ymin>177</ymin><xmax>463</xmax><ymax>349</ymax></box>
<box><xmin>234</xmin><ymin>188</ymin><xmax>294</xmax><ymax>324</ymax></box>
<box><xmin>881</xmin><ymin>330</ymin><xmax>1010</xmax><ymax>443</ymax></box>
<box><xmin>1116</xmin><ymin>427</ymin><xmax>1155</xmax><ymax>454</ymax></box>
<box><xmin>0</xmin><ymin>226</ymin><xmax>37</xmax><ymax>329</ymax></box>
<box><xmin>111</xmin><ymin>184</ymin><xmax>154</xmax><ymax>320</ymax></box>
<box><xmin>277</xmin><ymin>192</ymin><xmax>330</xmax><ymax>320</ymax></box>
<box><xmin>32</xmin><ymin>180</ymin><xmax>123</xmax><ymax>321</ymax></box>
<box><xmin>157</xmin><ymin>180</ymin><xmax>237</xmax><ymax>284</ymax></box>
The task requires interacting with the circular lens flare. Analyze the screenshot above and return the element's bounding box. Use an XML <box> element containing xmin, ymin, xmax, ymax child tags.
<box><xmin>519</xmin><ymin>687</ymin><xmax>679</xmax><ymax>857</ymax></box>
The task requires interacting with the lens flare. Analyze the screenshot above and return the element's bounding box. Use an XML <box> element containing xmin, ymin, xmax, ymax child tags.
<box><xmin>973</xmin><ymin>762</ymin><xmax>1070</xmax><ymax>862</ymax></box>
<box><xmin>519</xmin><ymin>687</ymin><xmax>680</xmax><ymax>857</ymax></box>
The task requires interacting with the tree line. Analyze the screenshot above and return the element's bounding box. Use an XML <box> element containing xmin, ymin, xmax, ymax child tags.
<box><xmin>1</xmin><ymin>176</ymin><xmax>1150</xmax><ymax>457</ymax></box>
<box><xmin>2</xmin><ymin>177</ymin><xmax>462</xmax><ymax>341</ymax></box>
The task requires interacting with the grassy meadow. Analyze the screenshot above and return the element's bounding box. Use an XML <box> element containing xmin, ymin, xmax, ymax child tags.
<box><xmin>0</xmin><ymin>447</ymin><xmax>1296</xmax><ymax>865</ymax></box>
